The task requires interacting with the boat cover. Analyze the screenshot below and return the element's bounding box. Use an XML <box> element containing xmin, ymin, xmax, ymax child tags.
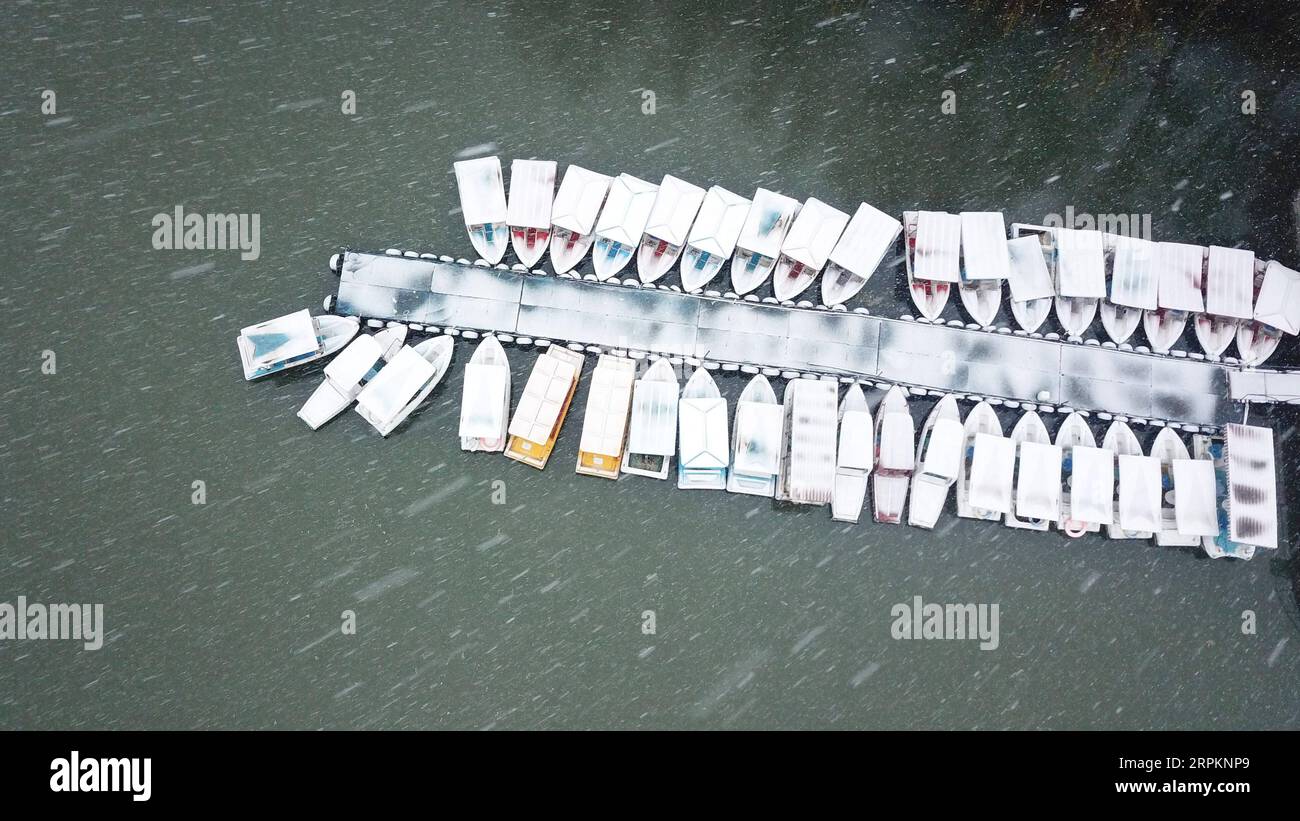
<box><xmin>959</xmin><ymin>212</ymin><xmax>1010</xmax><ymax>281</ymax></box>
<box><xmin>737</xmin><ymin>188</ymin><xmax>800</xmax><ymax>259</ymax></box>
<box><xmin>643</xmin><ymin>175</ymin><xmax>705</xmax><ymax>247</ymax></box>
<box><xmin>627</xmin><ymin>362</ymin><xmax>679</xmax><ymax>457</ymax></box>
<box><xmin>968</xmin><ymin>433</ymin><xmax>1015</xmax><ymax>514</ymax></box>
<box><xmin>1225</xmin><ymin>423</ymin><xmax>1278</xmax><ymax>549</ymax></box>
<box><xmin>507</xmin><ymin>159</ymin><xmax>556</xmax><ymax>231</ymax></box>
<box><xmin>595</xmin><ymin>173</ymin><xmax>658</xmax><ymax>249</ymax></box>
<box><xmin>578</xmin><ymin>356</ymin><xmax>636</xmax><ymax>458</ymax></box>
<box><xmin>1172</xmin><ymin>458</ymin><xmax>1218</xmax><ymax>536</ymax></box>
<box><xmin>1055</xmin><ymin>228</ymin><xmax>1106</xmax><ymax>298</ymax></box>
<box><xmin>913</xmin><ymin>211</ymin><xmax>961</xmax><ymax>283</ymax></box>
<box><xmin>1016</xmin><ymin>441</ymin><xmax>1062</xmax><ymax>521</ymax></box>
<box><xmin>1069</xmin><ymin>445</ymin><xmax>1114</xmax><ymax>526</ymax></box>
<box><xmin>552</xmin><ymin>165</ymin><xmax>611</xmax><ymax>235</ymax></box>
<box><xmin>1005</xmin><ymin>236</ymin><xmax>1055</xmax><ymax>301</ymax></box>
<box><xmin>509</xmin><ymin>349</ymin><xmax>581</xmax><ymax>445</ymax></box>
<box><xmin>1156</xmin><ymin>241</ymin><xmax>1205</xmax><ymax>312</ymax></box>
<box><xmin>685</xmin><ymin>186</ymin><xmax>751</xmax><ymax>260</ymax></box>
<box><xmin>1117</xmin><ymin>454</ymin><xmax>1162</xmax><ymax>533</ymax></box>
<box><xmin>784</xmin><ymin>380</ymin><xmax>838</xmax><ymax>504</ymax></box>
<box><xmin>1254</xmin><ymin>260</ymin><xmax>1300</xmax><ymax>334</ymax></box>
<box><xmin>826</xmin><ymin>202</ymin><xmax>901</xmax><ymax>284</ymax></box>
<box><xmin>453</xmin><ymin>157</ymin><xmax>507</xmax><ymax>227</ymax></box>
<box><xmin>780</xmin><ymin>198</ymin><xmax>849</xmax><ymax>270</ymax></box>
<box><xmin>1205</xmin><ymin>246</ymin><xmax>1255</xmax><ymax>319</ymax></box>
<box><xmin>1108</xmin><ymin>234</ymin><xmax>1158</xmax><ymax>310</ymax></box>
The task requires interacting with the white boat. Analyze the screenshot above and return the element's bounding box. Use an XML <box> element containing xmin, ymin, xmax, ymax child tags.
<box><xmin>1191</xmin><ymin>432</ymin><xmax>1254</xmax><ymax>560</ymax></box>
<box><xmin>679</xmin><ymin>186</ymin><xmax>751</xmax><ymax>292</ymax></box>
<box><xmin>237</xmin><ymin>309</ymin><xmax>359</xmax><ymax>381</ymax></box>
<box><xmin>592</xmin><ymin>173</ymin><xmax>658</xmax><ymax>281</ymax></box>
<box><xmin>1116</xmin><ymin>451</ymin><xmax>1163</xmax><ymax>537</ymax></box>
<box><xmin>1055</xmin><ymin>412</ymin><xmax>1104</xmax><ymax>537</ymax></box>
<box><xmin>549</xmin><ymin>165</ymin><xmax>611</xmax><ymax>274</ymax></box>
<box><xmin>956</xmin><ymin>212</ymin><xmax>1008</xmax><ymax>328</ymax></box>
<box><xmin>1150</xmin><ymin>427</ymin><xmax>1200</xmax><ymax>547</ymax></box>
<box><xmin>956</xmin><ymin>401</ymin><xmax>1003</xmax><ymax>520</ymax></box>
<box><xmin>1194</xmin><ymin>245</ymin><xmax>1254</xmax><ymax>358</ymax></box>
<box><xmin>731</xmin><ymin>188</ymin><xmax>800</xmax><ymax>295</ymax></box>
<box><xmin>1005</xmin><ymin>410</ymin><xmax>1053</xmax><ymax>531</ymax></box>
<box><xmin>771</xmin><ymin>198</ymin><xmax>849</xmax><ymax>302</ymax></box>
<box><xmin>1236</xmin><ymin>259</ymin><xmax>1300</xmax><ymax>365</ymax></box>
<box><xmin>1221</xmin><ymin>423</ymin><xmax>1279</xmax><ymax>552</ymax></box>
<box><xmin>298</xmin><ymin>325</ymin><xmax>407</xmax><ymax>429</ymax></box>
<box><xmin>902</xmin><ymin>211</ymin><xmax>956</xmax><ymax>321</ymax></box>
<box><xmin>458</xmin><ymin>335</ymin><xmax>512</xmax><ymax>452</ymax></box>
<box><xmin>638</xmin><ymin>175</ymin><xmax>705</xmax><ymax>284</ymax></box>
<box><xmin>1053</xmin><ymin>228</ymin><xmax>1105</xmax><ymax>339</ymax></box>
<box><xmin>820</xmin><ymin>202</ymin><xmax>902</xmax><ymax>307</ymax></box>
<box><xmin>1006</xmin><ymin>226</ymin><xmax>1055</xmax><ymax>333</ymax></box>
<box><xmin>907</xmin><ymin>394</ymin><xmax>963</xmax><ymax>529</ymax></box>
<box><xmin>354</xmin><ymin>336</ymin><xmax>454</xmax><ymax>437</ymax></box>
<box><xmin>677</xmin><ymin>368</ymin><xmax>729</xmax><ymax>489</ymax></box>
<box><xmin>576</xmin><ymin>355</ymin><xmax>636</xmax><ymax>478</ymax></box>
<box><xmin>775</xmin><ymin>379</ymin><xmax>839</xmax><ymax>505</ymax></box>
<box><xmin>727</xmin><ymin>374</ymin><xmax>784</xmax><ymax>496</ymax></box>
<box><xmin>1143</xmin><ymin>241</ymin><xmax>1204</xmax><ymax>353</ymax></box>
<box><xmin>872</xmin><ymin>385</ymin><xmax>915</xmax><ymax>524</ymax></box>
<box><xmin>622</xmin><ymin>359</ymin><xmax>679</xmax><ymax>479</ymax></box>
<box><xmin>507</xmin><ymin>159</ymin><xmax>556</xmax><ymax>268</ymax></box>
<box><xmin>966</xmin><ymin>430</ymin><xmax>1016</xmax><ymax>519</ymax></box>
<box><xmin>453</xmin><ymin>156</ymin><xmax>508</xmax><ymax>264</ymax></box>
<box><xmin>505</xmin><ymin>346</ymin><xmax>584</xmax><ymax>469</ymax></box>
<box><xmin>831</xmin><ymin>384</ymin><xmax>873</xmax><ymax>523</ymax></box>
<box><xmin>1102</xmin><ymin>234</ymin><xmax>1157</xmax><ymax>345</ymax></box>
<box><xmin>1101</xmin><ymin>421</ymin><xmax>1152</xmax><ymax>540</ymax></box>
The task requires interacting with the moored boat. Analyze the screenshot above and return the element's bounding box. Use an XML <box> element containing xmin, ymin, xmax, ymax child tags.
<box><xmin>1236</xmin><ymin>259</ymin><xmax>1300</xmax><ymax>365</ymax></box>
<box><xmin>902</xmin><ymin>210</ymin><xmax>957</xmax><ymax>321</ymax></box>
<box><xmin>820</xmin><ymin>202</ymin><xmax>902</xmax><ymax>307</ymax></box>
<box><xmin>507</xmin><ymin>159</ymin><xmax>557</xmax><ymax>268</ymax></box>
<box><xmin>956</xmin><ymin>211</ymin><xmax>1008</xmax><ymax>328</ymax></box>
<box><xmin>727</xmin><ymin>374</ymin><xmax>784</xmax><ymax>496</ymax></box>
<box><xmin>1055</xmin><ymin>412</ymin><xmax>1104</xmax><ymax>537</ymax></box>
<box><xmin>298</xmin><ymin>325</ymin><xmax>407</xmax><ymax>429</ymax></box>
<box><xmin>1194</xmin><ymin>245</ymin><xmax>1254</xmax><ymax>358</ymax></box>
<box><xmin>1006</xmin><ymin>226</ymin><xmax>1055</xmax><ymax>333</ymax></box>
<box><xmin>622</xmin><ymin>358</ymin><xmax>680</xmax><ymax>479</ymax></box>
<box><xmin>1053</xmin><ymin>227</ymin><xmax>1105</xmax><ymax>339</ymax></box>
<box><xmin>872</xmin><ymin>385</ymin><xmax>915</xmax><ymax>524</ymax></box>
<box><xmin>575</xmin><ymin>354</ymin><xmax>636</xmax><ymax>478</ymax></box>
<box><xmin>731</xmin><ymin>188</ymin><xmax>800</xmax><ymax>295</ymax></box>
<box><xmin>677</xmin><ymin>367</ymin><xmax>729</xmax><ymax>489</ymax></box>
<box><xmin>1005</xmin><ymin>410</ymin><xmax>1053</xmax><ymax>532</ymax></box>
<box><xmin>1150</xmin><ymin>427</ymin><xmax>1200</xmax><ymax>547</ymax></box>
<box><xmin>831</xmin><ymin>384</ymin><xmax>873</xmax><ymax>523</ymax></box>
<box><xmin>1191</xmin><ymin>431</ymin><xmax>1254</xmax><ymax>559</ymax></box>
<box><xmin>454</xmin><ymin>156</ymin><xmax>508</xmax><ymax>264</ymax></box>
<box><xmin>549</xmin><ymin>165</ymin><xmax>611</xmax><ymax>274</ymax></box>
<box><xmin>237</xmin><ymin>309</ymin><xmax>359</xmax><ymax>381</ymax></box>
<box><xmin>1101</xmin><ymin>420</ymin><xmax>1151</xmax><ymax>540</ymax></box>
<box><xmin>1143</xmin><ymin>241</ymin><xmax>1204</xmax><ymax>353</ymax></box>
<box><xmin>458</xmin><ymin>335</ymin><xmax>512</xmax><ymax>452</ymax></box>
<box><xmin>1102</xmin><ymin>233</ymin><xmax>1157</xmax><ymax>345</ymax></box>
<box><xmin>354</xmin><ymin>336</ymin><xmax>454</xmax><ymax>437</ymax></box>
<box><xmin>771</xmin><ymin>198</ymin><xmax>849</xmax><ymax>302</ymax></box>
<box><xmin>637</xmin><ymin>175</ymin><xmax>705</xmax><ymax>284</ymax></box>
<box><xmin>592</xmin><ymin>173</ymin><xmax>658</xmax><ymax>281</ymax></box>
<box><xmin>505</xmin><ymin>346</ymin><xmax>585</xmax><ymax>469</ymax></box>
<box><xmin>907</xmin><ymin>394</ymin><xmax>963</xmax><ymax>529</ymax></box>
<box><xmin>956</xmin><ymin>401</ymin><xmax>1003</xmax><ymax>520</ymax></box>
<box><xmin>775</xmin><ymin>378</ymin><xmax>839</xmax><ymax>504</ymax></box>
<box><xmin>679</xmin><ymin>186</ymin><xmax>751</xmax><ymax>292</ymax></box>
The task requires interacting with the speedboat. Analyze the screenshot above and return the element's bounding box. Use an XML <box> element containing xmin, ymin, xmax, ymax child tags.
<box><xmin>575</xmin><ymin>355</ymin><xmax>637</xmax><ymax>478</ymax></box>
<box><xmin>679</xmin><ymin>186</ymin><xmax>751</xmax><ymax>292</ymax></box>
<box><xmin>1101</xmin><ymin>234</ymin><xmax>1156</xmax><ymax>345</ymax></box>
<box><xmin>298</xmin><ymin>325</ymin><xmax>407</xmax><ymax>429</ymax></box>
<box><xmin>771</xmin><ymin>198</ymin><xmax>849</xmax><ymax>302</ymax></box>
<box><xmin>1194</xmin><ymin>245</ymin><xmax>1254</xmax><ymax>358</ymax></box>
<box><xmin>1006</xmin><ymin>225</ymin><xmax>1055</xmax><ymax>333</ymax></box>
<box><xmin>677</xmin><ymin>367</ymin><xmax>729</xmax><ymax>489</ymax></box>
<box><xmin>549</xmin><ymin>165</ymin><xmax>611</xmax><ymax>274</ymax></box>
<box><xmin>453</xmin><ymin>156</ymin><xmax>508</xmax><ymax>264</ymax></box>
<box><xmin>956</xmin><ymin>211</ymin><xmax>1008</xmax><ymax>328</ymax></box>
<box><xmin>637</xmin><ymin>175</ymin><xmax>705</xmax><ymax>284</ymax></box>
<box><xmin>1101</xmin><ymin>420</ymin><xmax>1151</xmax><ymax>540</ymax></box>
<box><xmin>956</xmin><ymin>401</ymin><xmax>1003</xmax><ymax>520</ymax></box>
<box><xmin>872</xmin><ymin>385</ymin><xmax>915</xmax><ymax>524</ymax></box>
<box><xmin>237</xmin><ymin>309</ymin><xmax>359</xmax><ymax>381</ymax></box>
<box><xmin>592</xmin><ymin>173</ymin><xmax>658</xmax><ymax>281</ymax></box>
<box><xmin>1055</xmin><ymin>412</ymin><xmax>1103</xmax><ymax>537</ymax></box>
<box><xmin>1005</xmin><ymin>410</ymin><xmax>1054</xmax><ymax>532</ymax></box>
<box><xmin>907</xmin><ymin>394</ymin><xmax>963</xmax><ymax>529</ymax></box>
<box><xmin>775</xmin><ymin>379</ymin><xmax>839</xmax><ymax>505</ymax></box>
<box><xmin>731</xmin><ymin>188</ymin><xmax>799</xmax><ymax>295</ymax></box>
<box><xmin>727</xmin><ymin>374</ymin><xmax>784</xmax><ymax>496</ymax></box>
<box><xmin>505</xmin><ymin>346</ymin><xmax>585</xmax><ymax>469</ymax></box>
<box><xmin>507</xmin><ymin>159</ymin><xmax>556</xmax><ymax>268</ymax></box>
<box><xmin>1236</xmin><ymin>259</ymin><xmax>1300</xmax><ymax>365</ymax></box>
<box><xmin>622</xmin><ymin>358</ymin><xmax>680</xmax><ymax>479</ymax></box>
<box><xmin>902</xmin><ymin>211</ymin><xmax>957</xmax><ymax>321</ymax></box>
<box><xmin>1053</xmin><ymin>228</ymin><xmax>1105</xmax><ymax>339</ymax></box>
<box><xmin>820</xmin><ymin>203</ymin><xmax>902</xmax><ymax>307</ymax></box>
<box><xmin>459</xmin><ymin>335</ymin><xmax>512</xmax><ymax>452</ymax></box>
<box><xmin>354</xmin><ymin>336</ymin><xmax>454</xmax><ymax>437</ymax></box>
<box><xmin>831</xmin><ymin>384</ymin><xmax>873</xmax><ymax>523</ymax></box>
<box><xmin>1143</xmin><ymin>241</ymin><xmax>1204</xmax><ymax>353</ymax></box>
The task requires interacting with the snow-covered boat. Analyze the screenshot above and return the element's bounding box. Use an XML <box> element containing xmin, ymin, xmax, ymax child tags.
<box><xmin>1101</xmin><ymin>420</ymin><xmax>1151</xmax><ymax>540</ymax></box>
<box><xmin>831</xmin><ymin>384</ymin><xmax>873</xmax><ymax>523</ymax></box>
<box><xmin>507</xmin><ymin>159</ymin><xmax>556</xmax><ymax>268</ymax></box>
<box><xmin>1006</xmin><ymin>226</ymin><xmax>1055</xmax><ymax>333</ymax></box>
<box><xmin>1194</xmin><ymin>245</ymin><xmax>1254</xmax><ymax>358</ymax></box>
<box><xmin>1150</xmin><ymin>427</ymin><xmax>1200</xmax><ymax>547</ymax></box>
<box><xmin>727</xmin><ymin>374</ymin><xmax>784</xmax><ymax>496</ymax></box>
<box><xmin>956</xmin><ymin>212</ymin><xmax>1008</xmax><ymax>328</ymax></box>
<box><xmin>966</xmin><ymin>430</ymin><xmax>1016</xmax><ymax>520</ymax></box>
<box><xmin>679</xmin><ymin>186</ymin><xmax>750</xmax><ymax>292</ymax></box>
<box><xmin>872</xmin><ymin>385</ymin><xmax>915</xmax><ymax>524</ymax></box>
<box><xmin>622</xmin><ymin>358</ymin><xmax>679</xmax><ymax>479</ymax></box>
<box><xmin>1143</xmin><ymin>241</ymin><xmax>1204</xmax><ymax>353</ymax></box>
<box><xmin>1219</xmin><ymin>423</ymin><xmax>1278</xmax><ymax>552</ymax></box>
<box><xmin>1053</xmin><ymin>228</ymin><xmax>1105</xmax><ymax>339</ymax></box>
<box><xmin>576</xmin><ymin>354</ymin><xmax>636</xmax><ymax>478</ymax></box>
<box><xmin>354</xmin><ymin>336</ymin><xmax>454</xmax><ymax>437</ymax></box>
<box><xmin>820</xmin><ymin>203</ymin><xmax>902</xmax><ymax>307</ymax></box>
<box><xmin>1191</xmin><ymin>431</ymin><xmax>1254</xmax><ymax>560</ymax></box>
<box><xmin>677</xmin><ymin>367</ymin><xmax>729</xmax><ymax>489</ymax></box>
<box><xmin>638</xmin><ymin>175</ymin><xmax>705</xmax><ymax>284</ymax></box>
<box><xmin>1055</xmin><ymin>412</ymin><xmax>1105</xmax><ymax>537</ymax></box>
<box><xmin>907</xmin><ymin>394</ymin><xmax>963</xmax><ymax>529</ymax></box>
<box><xmin>298</xmin><ymin>325</ymin><xmax>407</xmax><ymax>429</ymax></box>
<box><xmin>592</xmin><ymin>173</ymin><xmax>658</xmax><ymax>281</ymax></box>
<box><xmin>775</xmin><ymin>378</ymin><xmax>838</xmax><ymax>505</ymax></box>
<box><xmin>454</xmin><ymin>156</ymin><xmax>508</xmax><ymax>264</ymax></box>
<box><xmin>1236</xmin><ymin>259</ymin><xmax>1300</xmax><ymax>365</ymax></box>
<box><xmin>902</xmin><ymin>211</ymin><xmax>957</xmax><ymax>321</ymax></box>
<box><xmin>956</xmin><ymin>400</ymin><xmax>1003</xmax><ymax>520</ymax></box>
<box><xmin>237</xmin><ymin>309</ymin><xmax>359</xmax><ymax>381</ymax></box>
<box><xmin>505</xmin><ymin>346</ymin><xmax>584</xmax><ymax>469</ymax></box>
<box><xmin>731</xmin><ymin>188</ymin><xmax>799</xmax><ymax>295</ymax></box>
<box><xmin>459</xmin><ymin>335</ymin><xmax>512</xmax><ymax>452</ymax></box>
<box><xmin>1116</xmin><ymin>450</ymin><xmax>1163</xmax><ymax>538</ymax></box>
<box><xmin>549</xmin><ymin>165</ymin><xmax>611</xmax><ymax>274</ymax></box>
<box><xmin>1006</xmin><ymin>410</ymin><xmax>1054</xmax><ymax>531</ymax></box>
<box><xmin>771</xmin><ymin>198</ymin><xmax>849</xmax><ymax>302</ymax></box>
<box><xmin>1102</xmin><ymin>233</ymin><xmax>1157</xmax><ymax>345</ymax></box>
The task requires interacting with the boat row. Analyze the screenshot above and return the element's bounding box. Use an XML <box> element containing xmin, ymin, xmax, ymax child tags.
<box><xmin>452</xmin><ymin>155</ymin><xmax>1300</xmax><ymax>365</ymax></box>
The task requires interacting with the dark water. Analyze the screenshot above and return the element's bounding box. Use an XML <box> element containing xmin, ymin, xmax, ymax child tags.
<box><xmin>2</xmin><ymin>0</ymin><xmax>1298</xmax><ymax>728</ymax></box>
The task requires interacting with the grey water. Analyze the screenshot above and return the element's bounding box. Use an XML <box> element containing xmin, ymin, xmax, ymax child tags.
<box><xmin>2</xmin><ymin>0</ymin><xmax>1298</xmax><ymax>729</ymax></box>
